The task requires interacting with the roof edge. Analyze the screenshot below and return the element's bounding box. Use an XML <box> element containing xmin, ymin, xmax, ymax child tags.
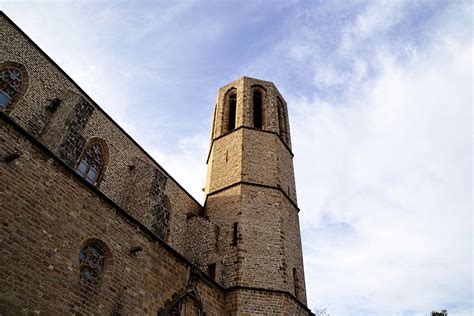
<box><xmin>0</xmin><ymin>10</ymin><xmax>203</xmax><ymax>209</ymax></box>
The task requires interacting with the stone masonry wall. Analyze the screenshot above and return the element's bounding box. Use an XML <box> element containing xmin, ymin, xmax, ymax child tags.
<box><xmin>225</xmin><ymin>288</ymin><xmax>310</xmax><ymax>316</ymax></box>
<box><xmin>205</xmin><ymin>128</ymin><xmax>243</xmax><ymax>194</ymax></box>
<box><xmin>281</xmin><ymin>196</ymin><xmax>307</xmax><ymax>303</ymax></box>
<box><xmin>203</xmin><ymin>186</ymin><xmax>243</xmax><ymax>288</ymax></box>
<box><xmin>241</xmin><ymin>128</ymin><xmax>298</xmax><ymax>205</ymax></box>
<box><xmin>203</xmin><ymin>76</ymin><xmax>309</xmax><ymax>310</ymax></box>
<box><xmin>0</xmin><ymin>115</ymin><xmax>225</xmax><ymax>315</ymax></box>
<box><xmin>0</xmin><ymin>13</ymin><xmax>202</xmax><ymax>258</ymax></box>
<box><xmin>0</xmin><ymin>12</ymin><xmax>311</xmax><ymax>314</ymax></box>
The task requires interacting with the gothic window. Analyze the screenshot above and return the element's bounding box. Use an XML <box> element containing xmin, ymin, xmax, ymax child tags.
<box><xmin>228</xmin><ymin>92</ymin><xmax>237</xmax><ymax>132</ymax></box>
<box><xmin>76</xmin><ymin>141</ymin><xmax>106</xmax><ymax>185</ymax></box>
<box><xmin>152</xmin><ymin>195</ymin><xmax>171</xmax><ymax>240</ymax></box>
<box><xmin>0</xmin><ymin>67</ymin><xmax>23</xmax><ymax>110</ymax></box>
<box><xmin>79</xmin><ymin>244</ymin><xmax>105</xmax><ymax>280</ymax></box>
<box><xmin>253</xmin><ymin>90</ymin><xmax>263</xmax><ymax>129</ymax></box>
<box><xmin>277</xmin><ymin>97</ymin><xmax>289</xmax><ymax>144</ymax></box>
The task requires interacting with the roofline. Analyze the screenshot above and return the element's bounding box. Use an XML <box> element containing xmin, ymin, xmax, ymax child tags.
<box><xmin>0</xmin><ymin>10</ymin><xmax>203</xmax><ymax>209</ymax></box>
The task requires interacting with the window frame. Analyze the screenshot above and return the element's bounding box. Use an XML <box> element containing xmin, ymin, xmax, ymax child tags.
<box><xmin>75</xmin><ymin>138</ymin><xmax>109</xmax><ymax>186</ymax></box>
<box><xmin>0</xmin><ymin>61</ymin><xmax>29</xmax><ymax>112</ymax></box>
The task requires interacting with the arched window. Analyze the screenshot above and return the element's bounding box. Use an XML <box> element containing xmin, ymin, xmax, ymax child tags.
<box><xmin>80</xmin><ymin>244</ymin><xmax>105</xmax><ymax>280</ymax></box>
<box><xmin>78</xmin><ymin>238</ymin><xmax>113</xmax><ymax>284</ymax></box>
<box><xmin>76</xmin><ymin>141</ymin><xmax>106</xmax><ymax>185</ymax></box>
<box><xmin>228</xmin><ymin>92</ymin><xmax>237</xmax><ymax>132</ymax></box>
<box><xmin>221</xmin><ymin>88</ymin><xmax>238</xmax><ymax>134</ymax></box>
<box><xmin>0</xmin><ymin>67</ymin><xmax>23</xmax><ymax>109</ymax></box>
<box><xmin>251</xmin><ymin>85</ymin><xmax>266</xmax><ymax>130</ymax></box>
<box><xmin>253</xmin><ymin>90</ymin><xmax>263</xmax><ymax>129</ymax></box>
<box><xmin>152</xmin><ymin>195</ymin><xmax>171</xmax><ymax>240</ymax></box>
<box><xmin>277</xmin><ymin>97</ymin><xmax>288</xmax><ymax>144</ymax></box>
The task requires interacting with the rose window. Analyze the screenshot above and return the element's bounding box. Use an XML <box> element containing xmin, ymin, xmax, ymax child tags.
<box><xmin>79</xmin><ymin>244</ymin><xmax>105</xmax><ymax>280</ymax></box>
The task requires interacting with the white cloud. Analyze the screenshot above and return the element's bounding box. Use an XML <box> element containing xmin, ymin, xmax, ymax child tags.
<box><xmin>294</xmin><ymin>17</ymin><xmax>472</xmax><ymax>316</ymax></box>
<box><xmin>339</xmin><ymin>1</ymin><xmax>407</xmax><ymax>53</ymax></box>
<box><xmin>151</xmin><ymin>132</ymin><xmax>209</xmax><ymax>204</ymax></box>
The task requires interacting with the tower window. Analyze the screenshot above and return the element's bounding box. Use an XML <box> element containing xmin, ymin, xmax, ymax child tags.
<box><xmin>228</xmin><ymin>93</ymin><xmax>237</xmax><ymax>131</ymax></box>
<box><xmin>0</xmin><ymin>67</ymin><xmax>23</xmax><ymax>109</ymax></box>
<box><xmin>232</xmin><ymin>222</ymin><xmax>238</xmax><ymax>246</ymax></box>
<box><xmin>293</xmin><ymin>267</ymin><xmax>300</xmax><ymax>298</ymax></box>
<box><xmin>277</xmin><ymin>97</ymin><xmax>288</xmax><ymax>144</ymax></box>
<box><xmin>208</xmin><ymin>263</ymin><xmax>216</xmax><ymax>280</ymax></box>
<box><xmin>76</xmin><ymin>141</ymin><xmax>105</xmax><ymax>185</ymax></box>
<box><xmin>253</xmin><ymin>90</ymin><xmax>263</xmax><ymax>129</ymax></box>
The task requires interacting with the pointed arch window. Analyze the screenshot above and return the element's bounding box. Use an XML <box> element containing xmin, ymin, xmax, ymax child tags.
<box><xmin>76</xmin><ymin>142</ymin><xmax>105</xmax><ymax>185</ymax></box>
<box><xmin>0</xmin><ymin>67</ymin><xmax>23</xmax><ymax>109</ymax></box>
<box><xmin>228</xmin><ymin>93</ymin><xmax>237</xmax><ymax>131</ymax></box>
<box><xmin>222</xmin><ymin>88</ymin><xmax>238</xmax><ymax>134</ymax></box>
<box><xmin>253</xmin><ymin>90</ymin><xmax>263</xmax><ymax>129</ymax></box>
<box><xmin>277</xmin><ymin>97</ymin><xmax>289</xmax><ymax>144</ymax></box>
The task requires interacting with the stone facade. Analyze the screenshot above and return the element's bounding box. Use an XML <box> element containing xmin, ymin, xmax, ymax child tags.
<box><xmin>0</xmin><ymin>11</ymin><xmax>312</xmax><ymax>315</ymax></box>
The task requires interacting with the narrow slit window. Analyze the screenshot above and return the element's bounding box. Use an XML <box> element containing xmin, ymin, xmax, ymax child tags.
<box><xmin>277</xmin><ymin>98</ymin><xmax>288</xmax><ymax>144</ymax></box>
<box><xmin>208</xmin><ymin>263</ymin><xmax>216</xmax><ymax>280</ymax></box>
<box><xmin>253</xmin><ymin>90</ymin><xmax>262</xmax><ymax>129</ymax></box>
<box><xmin>228</xmin><ymin>93</ymin><xmax>237</xmax><ymax>131</ymax></box>
<box><xmin>232</xmin><ymin>222</ymin><xmax>238</xmax><ymax>246</ymax></box>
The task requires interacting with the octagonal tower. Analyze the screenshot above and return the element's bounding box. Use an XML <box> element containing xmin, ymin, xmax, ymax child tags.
<box><xmin>204</xmin><ymin>77</ymin><xmax>308</xmax><ymax>313</ymax></box>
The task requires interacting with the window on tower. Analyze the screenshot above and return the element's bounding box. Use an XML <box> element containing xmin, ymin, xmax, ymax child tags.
<box><xmin>228</xmin><ymin>93</ymin><xmax>237</xmax><ymax>131</ymax></box>
<box><xmin>293</xmin><ymin>267</ymin><xmax>300</xmax><ymax>298</ymax></box>
<box><xmin>232</xmin><ymin>222</ymin><xmax>238</xmax><ymax>246</ymax></box>
<box><xmin>277</xmin><ymin>97</ymin><xmax>288</xmax><ymax>144</ymax></box>
<box><xmin>253</xmin><ymin>90</ymin><xmax>263</xmax><ymax>129</ymax></box>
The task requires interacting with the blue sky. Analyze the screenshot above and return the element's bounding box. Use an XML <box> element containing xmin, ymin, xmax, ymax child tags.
<box><xmin>1</xmin><ymin>1</ymin><xmax>472</xmax><ymax>315</ymax></box>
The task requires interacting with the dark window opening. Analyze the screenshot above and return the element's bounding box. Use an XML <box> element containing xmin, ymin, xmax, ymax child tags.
<box><xmin>232</xmin><ymin>222</ymin><xmax>238</xmax><ymax>246</ymax></box>
<box><xmin>228</xmin><ymin>94</ymin><xmax>237</xmax><ymax>131</ymax></box>
<box><xmin>80</xmin><ymin>244</ymin><xmax>105</xmax><ymax>280</ymax></box>
<box><xmin>253</xmin><ymin>90</ymin><xmax>262</xmax><ymax>129</ymax></box>
<box><xmin>208</xmin><ymin>263</ymin><xmax>216</xmax><ymax>280</ymax></box>
<box><xmin>277</xmin><ymin>98</ymin><xmax>288</xmax><ymax>144</ymax></box>
<box><xmin>0</xmin><ymin>67</ymin><xmax>22</xmax><ymax>109</ymax></box>
<box><xmin>76</xmin><ymin>142</ymin><xmax>104</xmax><ymax>184</ymax></box>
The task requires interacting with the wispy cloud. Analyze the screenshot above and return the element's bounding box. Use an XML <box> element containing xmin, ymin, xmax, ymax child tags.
<box><xmin>283</xmin><ymin>2</ymin><xmax>472</xmax><ymax>315</ymax></box>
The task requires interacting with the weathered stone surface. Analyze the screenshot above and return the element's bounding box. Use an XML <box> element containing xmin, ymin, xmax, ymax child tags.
<box><xmin>0</xmin><ymin>11</ymin><xmax>311</xmax><ymax>315</ymax></box>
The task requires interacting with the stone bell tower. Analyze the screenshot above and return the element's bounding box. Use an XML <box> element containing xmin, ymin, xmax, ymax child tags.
<box><xmin>204</xmin><ymin>77</ymin><xmax>308</xmax><ymax>312</ymax></box>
